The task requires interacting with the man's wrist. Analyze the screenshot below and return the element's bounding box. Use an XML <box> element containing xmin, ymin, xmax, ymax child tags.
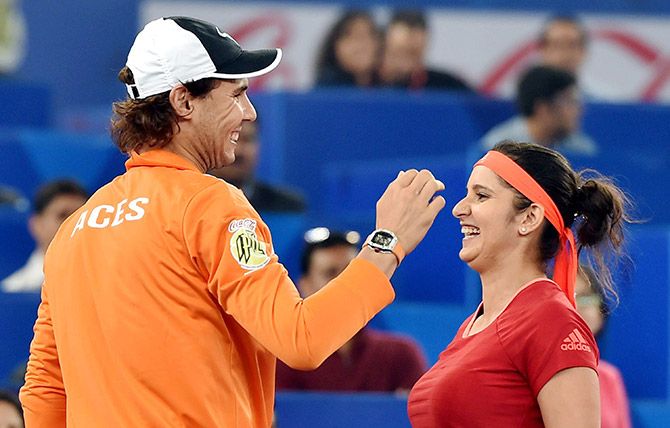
<box><xmin>364</xmin><ymin>229</ymin><xmax>405</xmax><ymax>266</ymax></box>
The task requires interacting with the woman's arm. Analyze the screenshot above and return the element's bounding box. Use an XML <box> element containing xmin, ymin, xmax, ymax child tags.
<box><xmin>538</xmin><ymin>367</ymin><xmax>600</xmax><ymax>428</ymax></box>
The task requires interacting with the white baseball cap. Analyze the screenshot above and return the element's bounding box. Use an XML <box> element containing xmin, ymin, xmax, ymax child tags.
<box><xmin>125</xmin><ymin>16</ymin><xmax>282</xmax><ymax>99</ymax></box>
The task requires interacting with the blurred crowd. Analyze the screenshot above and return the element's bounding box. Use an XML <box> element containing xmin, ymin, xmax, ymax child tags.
<box><xmin>0</xmin><ymin>8</ymin><xmax>637</xmax><ymax>428</ymax></box>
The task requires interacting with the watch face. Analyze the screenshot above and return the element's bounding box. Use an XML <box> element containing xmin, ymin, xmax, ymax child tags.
<box><xmin>372</xmin><ymin>231</ymin><xmax>394</xmax><ymax>247</ymax></box>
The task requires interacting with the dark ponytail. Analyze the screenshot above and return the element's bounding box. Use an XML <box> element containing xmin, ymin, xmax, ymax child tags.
<box><xmin>573</xmin><ymin>171</ymin><xmax>632</xmax><ymax>304</ymax></box>
<box><xmin>492</xmin><ymin>141</ymin><xmax>633</xmax><ymax>304</ymax></box>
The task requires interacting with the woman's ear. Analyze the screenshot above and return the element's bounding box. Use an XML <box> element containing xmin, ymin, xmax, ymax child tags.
<box><xmin>519</xmin><ymin>203</ymin><xmax>545</xmax><ymax>236</ymax></box>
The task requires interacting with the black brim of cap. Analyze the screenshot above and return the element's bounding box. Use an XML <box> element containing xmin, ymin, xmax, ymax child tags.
<box><xmin>211</xmin><ymin>48</ymin><xmax>282</xmax><ymax>79</ymax></box>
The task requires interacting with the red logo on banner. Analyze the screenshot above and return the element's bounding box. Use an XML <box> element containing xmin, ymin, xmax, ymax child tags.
<box><xmin>229</xmin><ymin>15</ymin><xmax>296</xmax><ymax>90</ymax></box>
<box><xmin>480</xmin><ymin>29</ymin><xmax>670</xmax><ymax>102</ymax></box>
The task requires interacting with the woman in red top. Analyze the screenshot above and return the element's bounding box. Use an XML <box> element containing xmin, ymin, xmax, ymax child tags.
<box><xmin>408</xmin><ymin>141</ymin><xmax>630</xmax><ymax>427</ymax></box>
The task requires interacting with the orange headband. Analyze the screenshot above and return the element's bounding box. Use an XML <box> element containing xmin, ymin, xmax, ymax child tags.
<box><xmin>474</xmin><ymin>150</ymin><xmax>577</xmax><ymax>307</ymax></box>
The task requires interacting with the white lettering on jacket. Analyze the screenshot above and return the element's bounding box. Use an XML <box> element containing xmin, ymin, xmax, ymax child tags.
<box><xmin>71</xmin><ymin>197</ymin><xmax>150</xmax><ymax>237</ymax></box>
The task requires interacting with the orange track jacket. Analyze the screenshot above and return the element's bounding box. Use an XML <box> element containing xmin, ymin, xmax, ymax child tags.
<box><xmin>20</xmin><ymin>149</ymin><xmax>394</xmax><ymax>427</ymax></box>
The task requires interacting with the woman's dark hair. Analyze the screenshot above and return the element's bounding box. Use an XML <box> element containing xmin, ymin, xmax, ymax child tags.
<box><xmin>315</xmin><ymin>10</ymin><xmax>378</xmax><ymax>82</ymax></box>
<box><xmin>110</xmin><ymin>67</ymin><xmax>221</xmax><ymax>153</ymax></box>
<box><xmin>492</xmin><ymin>140</ymin><xmax>632</xmax><ymax>303</ymax></box>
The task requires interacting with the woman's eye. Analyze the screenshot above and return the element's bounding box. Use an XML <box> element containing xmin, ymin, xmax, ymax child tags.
<box><xmin>476</xmin><ymin>193</ymin><xmax>488</xmax><ymax>200</ymax></box>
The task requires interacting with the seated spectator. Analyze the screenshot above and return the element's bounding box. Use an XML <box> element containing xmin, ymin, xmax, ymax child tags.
<box><xmin>575</xmin><ymin>266</ymin><xmax>632</xmax><ymax>428</ymax></box>
<box><xmin>1</xmin><ymin>180</ymin><xmax>88</xmax><ymax>292</ymax></box>
<box><xmin>538</xmin><ymin>15</ymin><xmax>621</xmax><ymax>101</ymax></box>
<box><xmin>315</xmin><ymin>10</ymin><xmax>381</xmax><ymax>88</ymax></box>
<box><xmin>480</xmin><ymin>65</ymin><xmax>597</xmax><ymax>156</ymax></box>
<box><xmin>276</xmin><ymin>228</ymin><xmax>427</xmax><ymax>393</ymax></box>
<box><xmin>378</xmin><ymin>10</ymin><xmax>472</xmax><ymax>92</ymax></box>
<box><xmin>0</xmin><ymin>390</ymin><xmax>23</xmax><ymax>428</ymax></box>
<box><xmin>208</xmin><ymin>120</ymin><xmax>306</xmax><ymax>213</ymax></box>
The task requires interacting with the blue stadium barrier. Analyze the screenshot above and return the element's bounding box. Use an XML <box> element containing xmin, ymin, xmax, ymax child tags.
<box><xmin>275</xmin><ymin>392</ymin><xmax>411</xmax><ymax>428</ymax></box>
<box><xmin>275</xmin><ymin>392</ymin><xmax>670</xmax><ymax>428</ymax></box>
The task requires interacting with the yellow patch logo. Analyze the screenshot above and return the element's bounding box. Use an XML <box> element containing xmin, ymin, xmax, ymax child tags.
<box><xmin>229</xmin><ymin>221</ymin><xmax>270</xmax><ymax>270</ymax></box>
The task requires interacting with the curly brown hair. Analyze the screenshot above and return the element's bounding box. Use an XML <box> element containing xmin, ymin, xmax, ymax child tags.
<box><xmin>110</xmin><ymin>67</ymin><xmax>220</xmax><ymax>153</ymax></box>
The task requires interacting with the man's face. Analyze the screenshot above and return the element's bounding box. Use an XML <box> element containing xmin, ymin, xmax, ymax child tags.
<box><xmin>380</xmin><ymin>24</ymin><xmax>427</xmax><ymax>83</ymax></box>
<box><xmin>207</xmin><ymin>121</ymin><xmax>259</xmax><ymax>186</ymax></box>
<box><xmin>299</xmin><ymin>245</ymin><xmax>357</xmax><ymax>297</ymax></box>
<box><xmin>547</xmin><ymin>85</ymin><xmax>582</xmax><ymax>139</ymax></box>
<box><xmin>190</xmin><ymin>78</ymin><xmax>257</xmax><ymax>171</ymax></box>
<box><xmin>540</xmin><ymin>21</ymin><xmax>586</xmax><ymax>74</ymax></box>
<box><xmin>0</xmin><ymin>401</ymin><xmax>22</xmax><ymax>428</ymax></box>
<box><xmin>30</xmin><ymin>194</ymin><xmax>87</xmax><ymax>252</ymax></box>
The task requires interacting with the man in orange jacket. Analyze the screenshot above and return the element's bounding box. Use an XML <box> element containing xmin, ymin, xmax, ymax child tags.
<box><xmin>20</xmin><ymin>16</ymin><xmax>446</xmax><ymax>427</ymax></box>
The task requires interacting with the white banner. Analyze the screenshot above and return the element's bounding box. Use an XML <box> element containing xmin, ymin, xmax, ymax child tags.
<box><xmin>140</xmin><ymin>1</ymin><xmax>670</xmax><ymax>103</ymax></box>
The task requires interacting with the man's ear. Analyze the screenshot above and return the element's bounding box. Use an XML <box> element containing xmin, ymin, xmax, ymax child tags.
<box><xmin>518</xmin><ymin>203</ymin><xmax>545</xmax><ymax>236</ymax></box>
<box><xmin>169</xmin><ymin>85</ymin><xmax>194</xmax><ymax>118</ymax></box>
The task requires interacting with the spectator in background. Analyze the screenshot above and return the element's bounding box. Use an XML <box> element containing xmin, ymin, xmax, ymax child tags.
<box><xmin>208</xmin><ymin>120</ymin><xmax>306</xmax><ymax>213</ymax></box>
<box><xmin>575</xmin><ymin>266</ymin><xmax>632</xmax><ymax>428</ymax></box>
<box><xmin>315</xmin><ymin>10</ymin><xmax>381</xmax><ymax>88</ymax></box>
<box><xmin>0</xmin><ymin>390</ymin><xmax>23</xmax><ymax>428</ymax></box>
<box><xmin>538</xmin><ymin>15</ymin><xmax>621</xmax><ymax>102</ymax></box>
<box><xmin>276</xmin><ymin>227</ymin><xmax>427</xmax><ymax>393</ymax></box>
<box><xmin>1</xmin><ymin>179</ymin><xmax>87</xmax><ymax>293</ymax></box>
<box><xmin>378</xmin><ymin>10</ymin><xmax>472</xmax><ymax>92</ymax></box>
<box><xmin>480</xmin><ymin>65</ymin><xmax>597</xmax><ymax>156</ymax></box>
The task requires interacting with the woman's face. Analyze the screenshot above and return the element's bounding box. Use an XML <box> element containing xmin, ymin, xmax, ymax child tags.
<box><xmin>334</xmin><ymin>17</ymin><xmax>379</xmax><ymax>77</ymax></box>
<box><xmin>452</xmin><ymin>166</ymin><xmax>524</xmax><ymax>272</ymax></box>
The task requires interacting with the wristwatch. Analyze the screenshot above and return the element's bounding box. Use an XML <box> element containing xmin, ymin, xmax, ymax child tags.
<box><xmin>365</xmin><ymin>229</ymin><xmax>405</xmax><ymax>265</ymax></box>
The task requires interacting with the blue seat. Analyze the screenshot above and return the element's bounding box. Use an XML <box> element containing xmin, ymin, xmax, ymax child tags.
<box><xmin>0</xmin><ymin>128</ymin><xmax>127</xmax><ymax>201</ymax></box>
<box><xmin>0</xmin><ymin>81</ymin><xmax>51</xmax><ymax>128</ymax></box>
<box><xmin>631</xmin><ymin>400</ymin><xmax>670</xmax><ymax>428</ymax></box>
<box><xmin>599</xmin><ymin>226</ymin><xmax>670</xmax><ymax>399</ymax></box>
<box><xmin>372</xmin><ymin>302</ymin><xmax>470</xmax><ymax>364</ymax></box>
<box><xmin>320</xmin><ymin>155</ymin><xmax>471</xmax><ymax>304</ymax></box>
<box><xmin>260</xmin><ymin>213</ymin><xmax>307</xmax><ymax>279</ymax></box>
<box><xmin>0</xmin><ymin>292</ymin><xmax>41</xmax><ymax>390</ymax></box>
<box><xmin>0</xmin><ymin>208</ymin><xmax>33</xmax><ymax>279</ymax></box>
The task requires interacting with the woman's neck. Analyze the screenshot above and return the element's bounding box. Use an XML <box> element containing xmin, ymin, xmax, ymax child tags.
<box><xmin>478</xmin><ymin>261</ymin><xmax>547</xmax><ymax>321</ymax></box>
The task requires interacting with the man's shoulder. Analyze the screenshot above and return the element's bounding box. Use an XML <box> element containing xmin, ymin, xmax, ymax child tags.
<box><xmin>250</xmin><ymin>181</ymin><xmax>306</xmax><ymax>213</ymax></box>
<box><xmin>480</xmin><ymin>116</ymin><xmax>528</xmax><ymax>150</ymax></box>
<box><xmin>425</xmin><ymin>68</ymin><xmax>472</xmax><ymax>91</ymax></box>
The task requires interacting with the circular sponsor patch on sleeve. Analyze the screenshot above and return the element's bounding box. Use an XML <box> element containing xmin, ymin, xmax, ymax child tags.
<box><xmin>230</xmin><ymin>227</ymin><xmax>271</xmax><ymax>270</ymax></box>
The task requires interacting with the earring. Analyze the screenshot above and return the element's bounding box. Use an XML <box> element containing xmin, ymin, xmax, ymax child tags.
<box><xmin>520</xmin><ymin>227</ymin><xmax>527</xmax><ymax>234</ymax></box>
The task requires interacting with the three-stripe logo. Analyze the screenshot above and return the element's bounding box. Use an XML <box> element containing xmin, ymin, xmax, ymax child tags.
<box><xmin>560</xmin><ymin>328</ymin><xmax>592</xmax><ymax>352</ymax></box>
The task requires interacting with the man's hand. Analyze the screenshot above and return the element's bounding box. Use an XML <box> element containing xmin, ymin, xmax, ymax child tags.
<box><xmin>375</xmin><ymin>169</ymin><xmax>446</xmax><ymax>255</ymax></box>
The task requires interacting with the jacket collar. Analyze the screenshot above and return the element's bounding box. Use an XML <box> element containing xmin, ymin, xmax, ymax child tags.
<box><xmin>125</xmin><ymin>149</ymin><xmax>201</xmax><ymax>173</ymax></box>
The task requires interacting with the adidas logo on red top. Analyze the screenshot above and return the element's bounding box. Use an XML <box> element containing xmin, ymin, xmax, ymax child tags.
<box><xmin>560</xmin><ymin>328</ymin><xmax>591</xmax><ymax>352</ymax></box>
